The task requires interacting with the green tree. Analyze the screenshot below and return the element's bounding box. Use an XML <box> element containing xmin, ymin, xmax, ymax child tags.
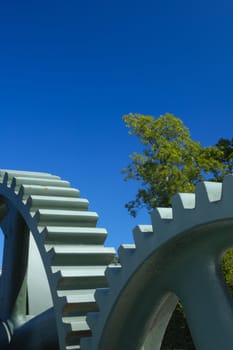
<box><xmin>122</xmin><ymin>113</ymin><xmax>232</xmax><ymax>349</ymax></box>
<box><xmin>214</xmin><ymin>137</ymin><xmax>233</xmax><ymax>180</ymax></box>
<box><xmin>217</xmin><ymin>139</ymin><xmax>233</xmax><ymax>296</ymax></box>
<box><xmin>122</xmin><ymin>113</ymin><xmax>223</xmax><ymax>217</ymax></box>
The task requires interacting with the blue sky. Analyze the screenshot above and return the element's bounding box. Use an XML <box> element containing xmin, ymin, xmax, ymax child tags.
<box><xmin>0</xmin><ymin>0</ymin><xmax>233</xmax><ymax>259</ymax></box>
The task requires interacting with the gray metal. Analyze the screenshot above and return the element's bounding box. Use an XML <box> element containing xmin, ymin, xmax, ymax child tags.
<box><xmin>0</xmin><ymin>169</ymin><xmax>115</xmax><ymax>350</ymax></box>
<box><xmin>1</xmin><ymin>169</ymin><xmax>233</xmax><ymax>350</ymax></box>
<box><xmin>8</xmin><ymin>308</ymin><xmax>58</xmax><ymax>350</ymax></box>
<box><xmin>81</xmin><ymin>176</ymin><xmax>233</xmax><ymax>350</ymax></box>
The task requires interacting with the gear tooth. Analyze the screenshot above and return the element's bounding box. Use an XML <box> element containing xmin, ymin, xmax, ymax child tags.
<box><xmin>10</xmin><ymin>176</ymin><xmax>25</xmax><ymax>193</ymax></box>
<box><xmin>10</xmin><ymin>177</ymin><xmax>17</xmax><ymax>191</ymax></box>
<box><xmin>63</xmin><ymin>316</ymin><xmax>90</xmax><ymax>346</ymax></box>
<box><xmin>58</xmin><ymin>290</ymin><xmax>98</xmax><ymax>319</ymax></box>
<box><xmin>196</xmin><ymin>181</ymin><xmax>222</xmax><ymax>203</ymax></box>
<box><xmin>33</xmin><ymin>209</ymin><xmax>99</xmax><ymax>227</ymax></box>
<box><xmin>222</xmin><ymin>175</ymin><xmax>233</xmax><ymax>201</ymax></box>
<box><xmin>2</xmin><ymin>172</ymin><xmax>9</xmax><ymax>186</ymax></box>
<box><xmin>153</xmin><ymin>207</ymin><xmax>173</xmax><ymax>220</ymax></box>
<box><xmin>0</xmin><ymin>170</ymin><xmax>5</xmax><ymax>183</ymax></box>
<box><xmin>105</xmin><ymin>265</ymin><xmax>122</xmax><ymax>285</ymax></box>
<box><xmin>40</xmin><ymin>227</ymin><xmax>48</xmax><ymax>244</ymax></box>
<box><xmin>133</xmin><ymin>225</ymin><xmax>153</xmax><ymax>247</ymax></box>
<box><xmin>151</xmin><ymin>207</ymin><xmax>173</xmax><ymax>232</ymax></box>
<box><xmin>54</xmin><ymin>267</ymin><xmax>107</xmax><ymax>290</ymax></box>
<box><xmin>26</xmin><ymin>195</ymin><xmax>89</xmax><ymax>212</ymax></box>
<box><xmin>94</xmin><ymin>288</ymin><xmax>109</xmax><ymax>308</ymax></box>
<box><xmin>11</xmin><ymin>176</ymin><xmax>70</xmax><ymax>188</ymax></box>
<box><xmin>80</xmin><ymin>336</ymin><xmax>93</xmax><ymax>350</ymax></box>
<box><xmin>85</xmin><ymin>311</ymin><xmax>99</xmax><ymax>331</ymax></box>
<box><xmin>56</xmin><ymin>294</ymin><xmax>67</xmax><ymax>312</ymax></box>
<box><xmin>164</xmin><ymin>194</ymin><xmax>196</xmax><ymax>240</ymax></box>
<box><xmin>21</xmin><ymin>185</ymin><xmax>80</xmax><ymax>198</ymax></box>
<box><xmin>52</xmin><ymin>270</ymin><xmax>62</xmax><ymax>287</ymax></box>
<box><xmin>26</xmin><ymin>195</ymin><xmax>33</xmax><ymax>211</ymax></box>
<box><xmin>118</xmin><ymin>244</ymin><xmax>136</xmax><ymax>265</ymax></box>
<box><xmin>0</xmin><ymin>169</ymin><xmax>59</xmax><ymax>179</ymax></box>
<box><xmin>0</xmin><ymin>171</ymin><xmax>10</xmax><ymax>186</ymax></box>
<box><xmin>42</xmin><ymin>227</ymin><xmax>108</xmax><ymax>245</ymax></box>
<box><xmin>172</xmin><ymin>193</ymin><xmax>195</xmax><ymax>211</ymax></box>
<box><xmin>46</xmin><ymin>246</ymin><xmax>55</xmax><ymax>262</ymax></box>
<box><xmin>46</xmin><ymin>245</ymin><xmax>116</xmax><ymax>266</ymax></box>
<box><xmin>33</xmin><ymin>209</ymin><xmax>41</xmax><ymax>222</ymax></box>
<box><xmin>18</xmin><ymin>185</ymin><xmax>25</xmax><ymax>201</ymax></box>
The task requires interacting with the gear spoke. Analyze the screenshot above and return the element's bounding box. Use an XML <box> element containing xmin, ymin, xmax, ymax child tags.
<box><xmin>0</xmin><ymin>204</ymin><xmax>29</xmax><ymax>325</ymax></box>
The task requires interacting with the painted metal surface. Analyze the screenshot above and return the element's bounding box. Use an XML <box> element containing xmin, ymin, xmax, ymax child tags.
<box><xmin>0</xmin><ymin>169</ymin><xmax>115</xmax><ymax>349</ymax></box>
<box><xmin>81</xmin><ymin>177</ymin><xmax>233</xmax><ymax>350</ymax></box>
<box><xmin>0</xmin><ymin>169</ymin><xmax>233</xmax><ymax>349</ymax></box>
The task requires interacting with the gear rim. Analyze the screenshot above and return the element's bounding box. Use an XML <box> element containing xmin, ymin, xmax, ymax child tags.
<box><xmin>81</xmin><ymin>176</ymin><xmax>233</xmax><ymax>350</ymax></box>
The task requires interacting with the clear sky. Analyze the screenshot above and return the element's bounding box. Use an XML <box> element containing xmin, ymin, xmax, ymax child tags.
<box><xmin>0</xmin><ymin>0</ymin><xmax>233</xmax><ymax>260</ymax></box>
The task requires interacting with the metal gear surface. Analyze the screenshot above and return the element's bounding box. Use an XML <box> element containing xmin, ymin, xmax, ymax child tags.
<box><xmin>1</xmin><ymin>170</ymin><xmax>233</xmax><ymax>350</ymax></box>
<box><xmin>0</xmin><ymin>169</ymin><xmax>115</xmax><ymax>350</ymax></box>
<box><xmin>81</xmin><ymin>176</ymin><xmax>233</xmax><ymax>350</ymax></box>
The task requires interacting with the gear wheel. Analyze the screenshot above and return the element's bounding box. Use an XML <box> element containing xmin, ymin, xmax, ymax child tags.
<box><xmin>81</xmin><ymin>176</ymin><xmax>233</xmax><ymax>350</ymax></box>
<box><xmin>0</xmin><ymin>169</ymin><xmax>115</xmax><ymax>350</ymax></box>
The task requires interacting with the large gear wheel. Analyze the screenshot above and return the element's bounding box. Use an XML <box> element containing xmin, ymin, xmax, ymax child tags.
<box><xmin>81</xmin><ymin>175</ymin><xmax>233</xmax><ymax>350</ymax></box>
<box><xmin>0</xmin><ymin>169</ymin><xmax>115</xmax><ymax>350</ymax></box>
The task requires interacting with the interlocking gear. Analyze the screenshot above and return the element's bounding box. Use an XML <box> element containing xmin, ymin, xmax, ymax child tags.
<box><xmin>1</xmin><ymin>170</ymin><xmax>233</xmax><ymax>350</ymax></box>
<box><xmin>0</xmin><ymin>170</ymin><xmax>115</xmax><ymax>350</ymax></box>
<box><xmin>81</xmin><ymin>176</ymin><xmax>233</xmax><ymax>350</ymax></box>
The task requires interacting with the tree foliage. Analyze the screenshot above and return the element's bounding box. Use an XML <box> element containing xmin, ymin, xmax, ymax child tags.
<box><xmin>214</xmin><ymin>137</ymin><xmax>233</xmax><ymax>180</ymax></box>
<box><xmin>122</xmin><ymin>113</ymin><xmax>233</xmax><ymax>349</ymax></box>
<box><xmin>219</xmin><ymin>132</ymin><xmax>233</xmax><ymax>310</ymax></box>
<box><xmin>222</xmin><ymin>248</ymin><xmax>233</xmax><ymax>295</ymax></box>
<box><xmin>122</xmin><ymin>113</ymin><xmax>223</xmax><ymax>217</ymax></box>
